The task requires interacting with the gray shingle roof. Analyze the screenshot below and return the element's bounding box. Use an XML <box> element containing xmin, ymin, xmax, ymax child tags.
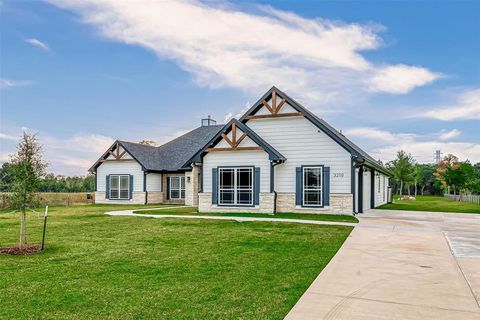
<box><xmin>115</xmin><ymin>125</ymin><xmax>223</xmax><ymax>172</ymax></box>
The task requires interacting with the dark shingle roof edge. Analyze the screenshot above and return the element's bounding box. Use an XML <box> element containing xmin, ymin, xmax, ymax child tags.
<box><xmin>88</xmin><ymin>125</ymin><xmax>224</xmax><ymax>173</ymax></box>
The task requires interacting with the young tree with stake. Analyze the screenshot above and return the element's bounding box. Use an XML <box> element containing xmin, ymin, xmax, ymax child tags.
<box><xmin>10</xmin><ymin>133</ymin><xmax>48</xmax><ymax>247</ymax></box>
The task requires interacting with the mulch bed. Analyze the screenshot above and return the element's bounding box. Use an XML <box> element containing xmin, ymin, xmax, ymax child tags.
<box><xmin>0</xmin><ymin>244</ymin><xmax>43</xmax><ymax>255</ymax></box>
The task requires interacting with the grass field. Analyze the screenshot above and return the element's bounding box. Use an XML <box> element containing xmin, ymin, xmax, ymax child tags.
<box><xmin>378</xmin><ymin>195</ymin><xmax>480</xmax><ymax>214</ymax></box>
<box><xmin>134</xmin><ymin>206</ymin><xmax>359</xmax><ymax>223</ymax></box>
<box><xmin>0</xmin><ymin>204</ymin><xmax>352</xmax><ymax>319</ymax></box>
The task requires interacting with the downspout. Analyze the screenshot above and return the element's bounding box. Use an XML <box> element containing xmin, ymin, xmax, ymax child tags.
<box><xmin>270</xmin><ymin>160</ymin><xmax>282</xmax><ymax>214</ymax></box>
<box><xmin>144</xmin><ymin>171</ymin><xmax>148</xmax><ymax>205</ymax></box>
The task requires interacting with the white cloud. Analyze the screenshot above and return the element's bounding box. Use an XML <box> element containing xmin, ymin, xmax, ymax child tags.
<box><xmin>368</xmin><ymin>64</ymin><xmax>441</xmax><ymax>94</ymax></box>
<box><xmin>46</xmin><ymin>0</ymin><xmax>439</xmax><ymax>105</ymax></box>
<box><xmin>437</xmin><ymin>129</ymin><xmax>461</xmax><ymax>141</ymax></box>
<box><xmin>422</xmin><ymin>88</ymin><xmax>480</xmax><ymax>121</ymax></box>
<box><xmin>0</xmin><ymin>78</ymin><xmax>34</xmax><ymax>89</ymax></box>
<box><xmin>25</xmin><ymin>38</ymin><xmax>51</xmax><ymax>51</ymax></box>
<box><xmin>344</xmin><ymin>127</ymin><xmax>479</xmax><ymax>163</ymax></box>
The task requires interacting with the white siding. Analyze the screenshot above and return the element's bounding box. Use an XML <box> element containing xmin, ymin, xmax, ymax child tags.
<box><xmin>96</xmin><ymin>160</ymin><xmax>144</xmax><ymax>192</ymax></box>
<box><xmin>246</xmin><ymin>117</ymin><xmax>351</xmax><ymax>193</ymax></box>
<box><xmin>146</xmin><ymin>173</ymin><xmax>162</xmax><ymax>192</ymax></box>
<box><xmin>203</xmin><ymin>150</ymin><xmax>270</xmax><ymax>193</ymax></box>
<box><xmin>374</xmin><ymin>173</ymin><xmax>389</xmax><ymax>207</ymax></box>
<box><xmin>363</xmin><ymin>170</ymin><xmax>371</xmax><ymax>211</ymax></box>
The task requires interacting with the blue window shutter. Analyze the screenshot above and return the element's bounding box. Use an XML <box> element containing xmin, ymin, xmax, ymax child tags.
<box><xmin>295</xmin><ymin>167</ymin><xmax>302</xmax><ymax>206</ymax></box>
<box><xmin>254</xmin><ymin>167</ymin><xmax>260</xmax><ymax>205</ymax></box>
<box><xmin>105</xmin><ymin>175</ymin><xmax>110</xmax><ymax>199</ymax></box>
<box><xmin>129</xmin><ymin>175</ymin><xmax>134</xmax><ymax>200</ymax></box>
<box><xmin>166</xmin><ymin>177</ymin><xmax>170</xmax><ymax>200</ymax></box>
<box><xmin>212</xmin><ymin>168</ymin><xmax>218</xmax><ymax>204</ymax></box>
<box><xmin>323</xmin><ymin>167</ymin><xmax>330</xmax><ymax>206</ymax></box>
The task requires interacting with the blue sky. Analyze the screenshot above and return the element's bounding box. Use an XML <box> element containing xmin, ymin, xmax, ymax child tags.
<box><xmin>1</xmin><ymin>0</ymin><xmax>479</xmax><ymax>175</ymax></box>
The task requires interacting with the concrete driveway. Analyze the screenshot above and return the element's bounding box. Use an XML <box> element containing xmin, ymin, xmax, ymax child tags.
<box><xmin>286</xmin><ymin>209</ymin><xmax>480</xmax><ymax>320</ymax></box>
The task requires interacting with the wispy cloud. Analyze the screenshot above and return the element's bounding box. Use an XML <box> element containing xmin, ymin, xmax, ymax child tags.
<box><xmin>25</xmin><ymin>38</ymin><xmax>51</xmax><ymax>51</ymax></box>
<box><xmin>344</xmin><ymin>127</ymin><xmax>479</xmax><ymax>163</ymax></box>
<box><xmin>437</xmin><ymin>129</ymin><xmax>461</xmax><ymax>141</ymax></box>
<box><xmin>46</xmin><ymin>0</ymin><xmax>440</xmax><ymax>106</ymax></box>
<box><xmin>343</xmin><ymin>127</ymin><xmax>417</xmax><ymax>144</ymax></box>
<box><xmin>0</xmin><ymin>78</ymin><xmax>34</xmax><ymax>89</ymax></box>
<box><xmin>421</xmin><ymin>88</ymin><xmax>480</xmax><ymax>121</ymax></box>
<box><xmin>0</xmin><ymin>133</ymin><xmax>19</xmax><ymax>141</ymax></box>
<box><xmin>0</xmin><ymin>129</ymin><xmax>114</xmax><ymax>175</ymax></box>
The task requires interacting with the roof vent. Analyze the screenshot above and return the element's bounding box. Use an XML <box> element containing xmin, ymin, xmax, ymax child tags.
<box><xmin>201</xmin><ymin>115</ymin><xmax>217</xmax><ymax>127</ymax></box>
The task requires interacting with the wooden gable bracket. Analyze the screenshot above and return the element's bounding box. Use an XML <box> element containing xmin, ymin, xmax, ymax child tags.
<box><xmin>101</xmin><ymin>142</ymin><xmax>128</xmax><ymax>162</ymax></box>
<box><xmin>206</xmin><ymin>122</ymin><xmax>263</xmax><ymax>152</ymax></box>
<box><xmin>246</xmin><ymin>90</ymin><xmax>303</xmax><ymax>120</ymax></box>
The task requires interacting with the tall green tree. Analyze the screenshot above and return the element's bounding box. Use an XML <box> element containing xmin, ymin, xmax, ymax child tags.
<box><xmin>442</xmin><ymin>161</ymin><xmax>472</xmax><ymax>200</ymax></box>
<box><xmin>387</xmin><ymin>150</ymin><xmax>415</xmax><ymax>196</ymax></box>
<box><xmin>10</xmin><ymin>133</ymin><xmax>48</xmax><ymax>246</ymax></box>
<box><xmin>419</xmin><ymin>164</ymin><xmax>436</xmax><ymax>195</ymax></box>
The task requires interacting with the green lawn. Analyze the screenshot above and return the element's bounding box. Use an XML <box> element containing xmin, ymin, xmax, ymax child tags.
<box><xmin>378</xmin><ymin>195</ymin><xmax>480</xmax><ymax>214</ymax></box>
<box><xmin>134</xmin><ymin>206</ymin><xmax>359</xmax><ymax>223</ymax></box>
<box><xmin>0</xmin><ymin>204</ymin><xmax>352</xmax><ymax>319</ymax></box>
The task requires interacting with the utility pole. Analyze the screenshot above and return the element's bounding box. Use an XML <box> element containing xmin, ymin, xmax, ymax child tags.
<box><xmin>434</xmin><ymin>150</ymin><xmax>442</xmax><ymax>164</ymax></box>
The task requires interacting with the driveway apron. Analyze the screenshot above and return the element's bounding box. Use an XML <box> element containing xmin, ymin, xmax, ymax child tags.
<box><xmin>286</xmin><ymin>209</ymin><xmax>480</xmax><ymax>320</ymax></box>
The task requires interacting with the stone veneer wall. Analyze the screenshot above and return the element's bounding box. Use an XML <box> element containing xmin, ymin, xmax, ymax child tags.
<box><xmin>276</xmin><ymin>193</ymin><xmax>353</xmax><ymax>214</ymax></box>
<box><xmin>199</xmin><ymin>192</ymin><xmax>274</xmax><ymax>213</ymax></box>
<box><xmin>185</xmin><ymin>166</ymin><xmax>200</xmax><ymax>206</ymax></box>
<box><xmin>146</xmin><ymin>192</ymin><xmax>163</xmax><ymax>204</ymax></box>
<box><xmin>94</xmin><ymin>191</ymin><xmax>146</xmax><ymax>204</ymax></box>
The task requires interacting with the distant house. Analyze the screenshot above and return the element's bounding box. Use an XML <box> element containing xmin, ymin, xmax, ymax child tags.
<box><xmin>89</xmin><ymin>87</ymin><xmax>391</xmax><ymax>214</ymax></box>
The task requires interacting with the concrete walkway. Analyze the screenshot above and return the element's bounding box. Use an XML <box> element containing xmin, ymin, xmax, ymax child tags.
<box><xmin>286</xmin><ymin>209</ymin><xmax>480</xmax><ymax>320</ymax></box>
<box><xmin>104</xmin><ymin>208</ymin><xmax>357</xmax><ymax>227</ymax></box>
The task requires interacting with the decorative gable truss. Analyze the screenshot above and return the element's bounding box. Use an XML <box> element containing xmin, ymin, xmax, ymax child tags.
<box><xmin>206</xmin><ymin>122</ymin><xmax>263</xmax><ymax>152</ymax></box>
<box><xmin>103</xmin><ymin>142</ymin><xmax>132</xmax><ymax>162</ymax></box>
<box><xmin>184</xmin><ymin>119</ymin><xmax>285</xmax><ymax>167</ymax></box>
<box><xmin>244</xmin><ymin>89</ymin><xmax>304</xmax><ymax>120</ymax></box>
<box><xmin>88</xmin><ymin>141</ymin><xmax>136</xmax><ymax>173</ymax></box>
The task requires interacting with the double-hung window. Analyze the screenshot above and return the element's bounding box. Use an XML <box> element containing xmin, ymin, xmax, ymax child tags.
<box><xmin>110</xmin><ymin>175</ymin><xmax>129</xmax><ymax>200</ymax></box>
<box><xmin>303</xmin><ymin>167</ymin><xmax>323</xmax><ymax>207</ymax></box>
<box><xmin>218</xmin><ymin>167</ymin><xmax>253</xmax><ymax>206</ymax></box>
<box><xmin>170</xmin><ymin>176</ymin><xmax>185</xmax><ymax>199</ymax></box>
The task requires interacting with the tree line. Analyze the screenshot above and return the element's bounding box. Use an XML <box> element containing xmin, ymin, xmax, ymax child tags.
<box><xmin>387</xmin><ymin>151</ymin><xmax>480</xmax><ymax>198</ymax></box>
<box><xmin>0</xmin><ymin>162</ymin><xmax>95</xmax><ymax>193</ymax></box>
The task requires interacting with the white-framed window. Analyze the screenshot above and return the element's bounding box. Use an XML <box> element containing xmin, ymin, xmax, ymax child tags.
<box><xmin>170</xmin><ymin>176</ymin><xmax>185</xmax><ymax>199</ymax></box>
<box><xmin>218</xmin><ymin>167</ymin><xmax>253</xmax><ymax>206</ymax></box>
<box><xmin>110</xmin><ymin>175</ymin><xmax>130</xmax><ymax>200</ymax></box>
<box><xmin>303</xmin><ymin>167</ymin><xmax>323</xmax><ymax>207</ymax></box>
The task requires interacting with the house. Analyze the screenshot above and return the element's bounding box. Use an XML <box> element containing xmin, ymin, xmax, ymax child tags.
<box><xmin>89</xmin><ymin>87</ymin><xmax>391</xmax><ymax>214</ymax></box>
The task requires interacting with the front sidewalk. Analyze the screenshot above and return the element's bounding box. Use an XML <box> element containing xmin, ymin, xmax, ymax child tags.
<box><xmin>286</xmin><ymin>210</ymin><xmax>480</xmax><ymax>319</ymax></box>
